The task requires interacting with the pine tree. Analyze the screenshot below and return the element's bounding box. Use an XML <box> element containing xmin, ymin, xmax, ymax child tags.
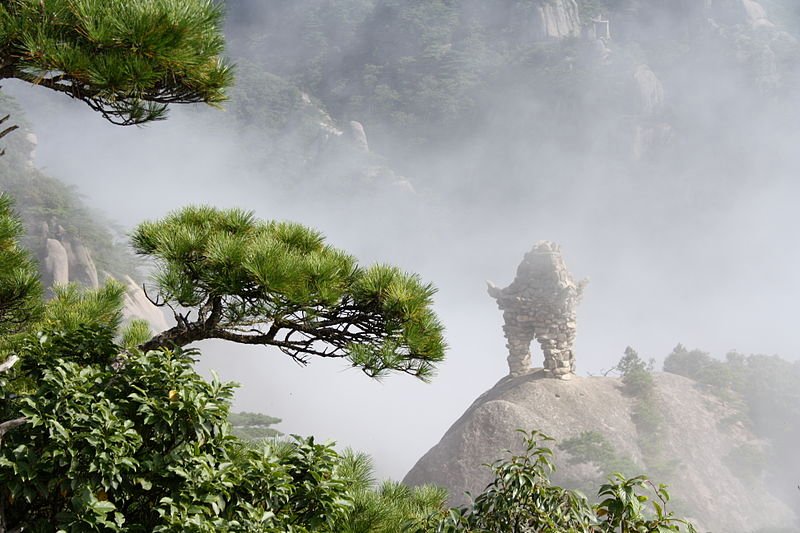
<box><xmin>0</xmin><ymin>0</ymin><xmax>233</xmax><ymax>125</ymax></box>
<box><xmin>0</xmin><ymin>193</ymin><xmax>41</xmax><ymax>336</ymax></box>
<box><xmin>133</xmin><ymin>206</ymin><xmax>447</xmax><ymax>381</ymax></box>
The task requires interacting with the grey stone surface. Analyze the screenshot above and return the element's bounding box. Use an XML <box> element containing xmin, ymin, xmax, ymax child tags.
<box><xmin>741</xmin><ymin>0</ymin><xmax>774</xmax><ymax>28</ymax></box>
<box><xmin>348</xmin><ymin>120</ymin><xmax>369</xmax><ymax>152</ymax></box>
<box><xmin>403</xmin><ymin>372</ymin><xmax>796</xmax><ymax>532</ymax></box>
<box><xmin>634</xmin><ymin>64</ymin><xmax>664</xmax><ymax>117</ymax></box>
<box><xmin>536</xmin><ymin>0</ymin><xmax>581</xmax><ymax>39</ymax></box>
<box><xmin>67</xmin><ymin>239</ymin><xmax>99</xmax><ymax>288</ymax></box>
<box><xmin>488</xmin><ymin>241</ymin><xmax>586</xmax><ymax>378</ymax></box>
<box><xmin>120</xmin><ymin>275</ymin><xmax>169</xmax><ymax>333</ymax></box>
<box><xmin>44</xmin><ymin>238</ymin><xmax>69</xmax><ymax>286</ymax></box>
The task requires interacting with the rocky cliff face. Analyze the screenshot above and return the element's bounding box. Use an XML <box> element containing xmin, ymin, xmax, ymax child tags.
<box><xmin>1</xmin><ymin>121</ymin><xmax>168</xmax><ymax>334</ymax></box>
<box><xmin>36</xmin><ymin>221</ymin><xmax>168</xmax><ymax>333</ymax></box>
<box><xmin>404</xmin><ymin>371</ymin><xmax>796</xmax><ymax>532</ymax></box>
<box><xmin>536</xmin><ymin>0</ymin><xmax>581</xmax><ymax>39</ymax></box>
<box><xmin>40</xmin><ymin>221</ymin><xmax>99</xmax><ymax>289</ymax></box>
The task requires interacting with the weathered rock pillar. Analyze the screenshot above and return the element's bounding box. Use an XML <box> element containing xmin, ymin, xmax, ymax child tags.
<box><xmin>488</xmin><ymin>241</ymin><xmax>586</xmax><ymax>379</ymax></box>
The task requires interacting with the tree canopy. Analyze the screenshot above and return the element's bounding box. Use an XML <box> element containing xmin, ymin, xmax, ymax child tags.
<box><xmin>133</xmin><ymin>206</ymin><xmax>446</xmax><ymax>381</ymax></box>
<box><xmin>0</xmin><ymin>0</ymin><xmax>233</xmax><ymax>125</ymax></box>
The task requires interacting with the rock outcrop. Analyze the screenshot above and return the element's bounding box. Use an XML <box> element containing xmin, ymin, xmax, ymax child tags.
<box><xmin>347</xmin><ymin>120</ymin><xmax>370</xmax><ymax>153</ymax></box>
<box><xmin>36</xmin><ymin>220</ymin><xmax>168</xmax><ymax>332</ymax></box>
<box><xmin>740</xmin><ymin>0</ymin><xmax>774</xmax><ymax>28</ymax></box>
<box><xmin>633</xmin><ymin>65</ymin><xmax>663</xmax><ymax>117</ymax></box>
<box><xmin>536</xmin><ymin>0</ymin><xmax>581</xmax><ymax>39</ymax></box>
<box><xmin>120</xmin><ymin>275</ymin><xmax>169</xmax><ymax>333</ymax></box>
<box><xmin>40</xmin><ymin>222</ymin><xmax>99</xmax><ymax>289</ymax></box>
<box><xmin>65</xmin><ymin>238</ymin><xmax>99</xmax><ymax>288</ymax></box>
<box><xmin>403</xmin><ymin>372</ymin><xmax>796</xmax><ymax>532</ymax></box>
<box><xmin>24</xmin><ymin>133</ymin><xmax>37</xmax><ymax>168</ymax></box>
<box><xmin>631</xmin><ymin>64</ymin><xmax>672</xmax><ymax>160</ymax></box>
<box><xmin>44</xmin><ymin>238</ymin><xmax>69</xmax><ymax>286</ymax></box>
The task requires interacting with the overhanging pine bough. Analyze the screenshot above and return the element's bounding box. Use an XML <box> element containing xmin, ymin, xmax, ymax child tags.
<box><xmin>0</xmin><ymin>0</ymin><xmax>233</xmax><ymax>125</ymax></box>
<box><xmin>133</xmin><ymin>206</ymin><xmax>446</xmax><ymax>381</ymax></box>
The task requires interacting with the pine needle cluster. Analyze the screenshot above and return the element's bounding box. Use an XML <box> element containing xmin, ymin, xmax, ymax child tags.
<box><xmin>0</xmin><ymin>193</ymin><xmax>41</xmax><ymax>336</ymax></box>
<box><xmin>0</xmin><ymin>0</ymin><xmax>233</xmax><ymax>124</ymax></box>
<box><xmin>132</xmin><ymin>206</ymin><xmax>446</xmax><ymax>381</ymax></box>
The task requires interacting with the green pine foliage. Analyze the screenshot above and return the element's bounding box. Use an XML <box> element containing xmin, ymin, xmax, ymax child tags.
<box><xmin>0</xmin><ymin>0</ymin><xmax>233</xmax><ymax>124</ymax></box>
<box><xmin>0</xmin><ymin>193</ymin><xmax>41</xmax><ymax>337</ymax></box>
<box><xmin>335</xmin><ymin>449</ymin><xmax>448</xmax><ymax>533</ymax></box>
<box><xmin>132</xmin><ymin>205</ymin><xmax>446</xmax><ymax>381</ymax></box>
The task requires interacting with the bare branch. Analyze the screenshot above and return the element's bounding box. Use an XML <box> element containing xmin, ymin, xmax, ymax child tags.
<box><xmin>0</xmin><ymin>355</ymin><xmax>18</xmax><ymax>374</ymax></box>
<box><xmin>0</xmin><ymin>124</ymin><xmax>17</xmax><ymax>140</ymax></box>
<box><xmin>0</xmin><ymin>417</ymin><xmax>27</xmax><ymax>439</ymax></box>
<box><xmin>142</xmin><ymin>284</ymin><xmax>164</xmax><ymax>307</ymax></box>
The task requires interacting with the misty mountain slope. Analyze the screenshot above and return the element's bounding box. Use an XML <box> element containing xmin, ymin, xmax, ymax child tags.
<box><xmin>0</xmin><ymin>100</ymin><xmax>166</xmax><ymax>330</ymax></box>
<box><xmin>222</xmin><ymin>0</ymin><xmax>800</xmax><ymax>196</ymax></box>
<box><xmin>403</xmin><ymin>371</ymin><xmax>796</xmax><ymax>532</ymax></box>
<box><xmin>201</xmin><ymin>60</ymin><xmax>417</xmax><ymax>195</ymax></box>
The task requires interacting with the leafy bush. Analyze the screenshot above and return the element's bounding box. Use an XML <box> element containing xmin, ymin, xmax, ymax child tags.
<box><xmin>0</xmin><ymin>323</ymin><xmax>353</xmax><ymax>531</ymax></box>
<box><xmin>436</xmin><ymin>430</ymin><xmax>696</xmax><ymax>532</ymax></box>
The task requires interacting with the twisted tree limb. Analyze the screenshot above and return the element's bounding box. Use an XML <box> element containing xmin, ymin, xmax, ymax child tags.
<box><xmin>0</xmin><ymin>355</ymin><xmax>18</xmax><ymax>374</ymax></box>
<box><xmin>0</xmin><ymin>356</ymin><xmax>26</xmax><ymax>446</ymax></box>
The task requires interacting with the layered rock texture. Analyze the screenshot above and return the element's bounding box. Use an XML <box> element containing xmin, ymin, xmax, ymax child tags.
<box><xmin>120</xmin><ymin>275</ymin><xmax>169</xmax><ymax>333</ymax></box>
<box><xmin>403</xmin><ymin>372</ymin><xmax>796</xmax><ymax>532</ymax></box>
<box><xmin>40</xmin><ymin>221</ymin><xmax>99</xmax><ymax>289</ymax></box>
<box><xmin>487</xmin><ymin>242</ymin><xmax>586</xmax><ymax>378</ymax></box>
<box><xmin>36</xmin><ymin>221</ymin><xmax>168</xmax><ymax>332</ymax></box>
<box><xmin>535</xmin><ymin>0</ymin><xmax>581</xmax><ymax>39</ymax></box>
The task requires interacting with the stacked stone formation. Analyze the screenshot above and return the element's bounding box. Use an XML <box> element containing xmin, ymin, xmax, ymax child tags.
<box><xmin>489</xmin><ymin>241</ymin><xmax>585</xmax><ymax>378</ymax></box>
<box><xmin>41</xmin><ymin>220</ymin><xmax>99</xmax><ymax>288</ymax></box>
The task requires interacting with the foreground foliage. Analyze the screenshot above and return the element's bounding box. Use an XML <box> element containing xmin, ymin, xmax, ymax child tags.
<box><xmin>0</xmin><ymin>202</ymin><xmax>443</xmax><ymax>530</ymax></box>
<box><xmin>438</xmin><ymin>431</ymin><xmax>696</xmax><ymax>533</ymax></box>
<box><xmin>0</xmin><ymin>324</ymin><xmax>353</xmax><ymax>532</ymax></box>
